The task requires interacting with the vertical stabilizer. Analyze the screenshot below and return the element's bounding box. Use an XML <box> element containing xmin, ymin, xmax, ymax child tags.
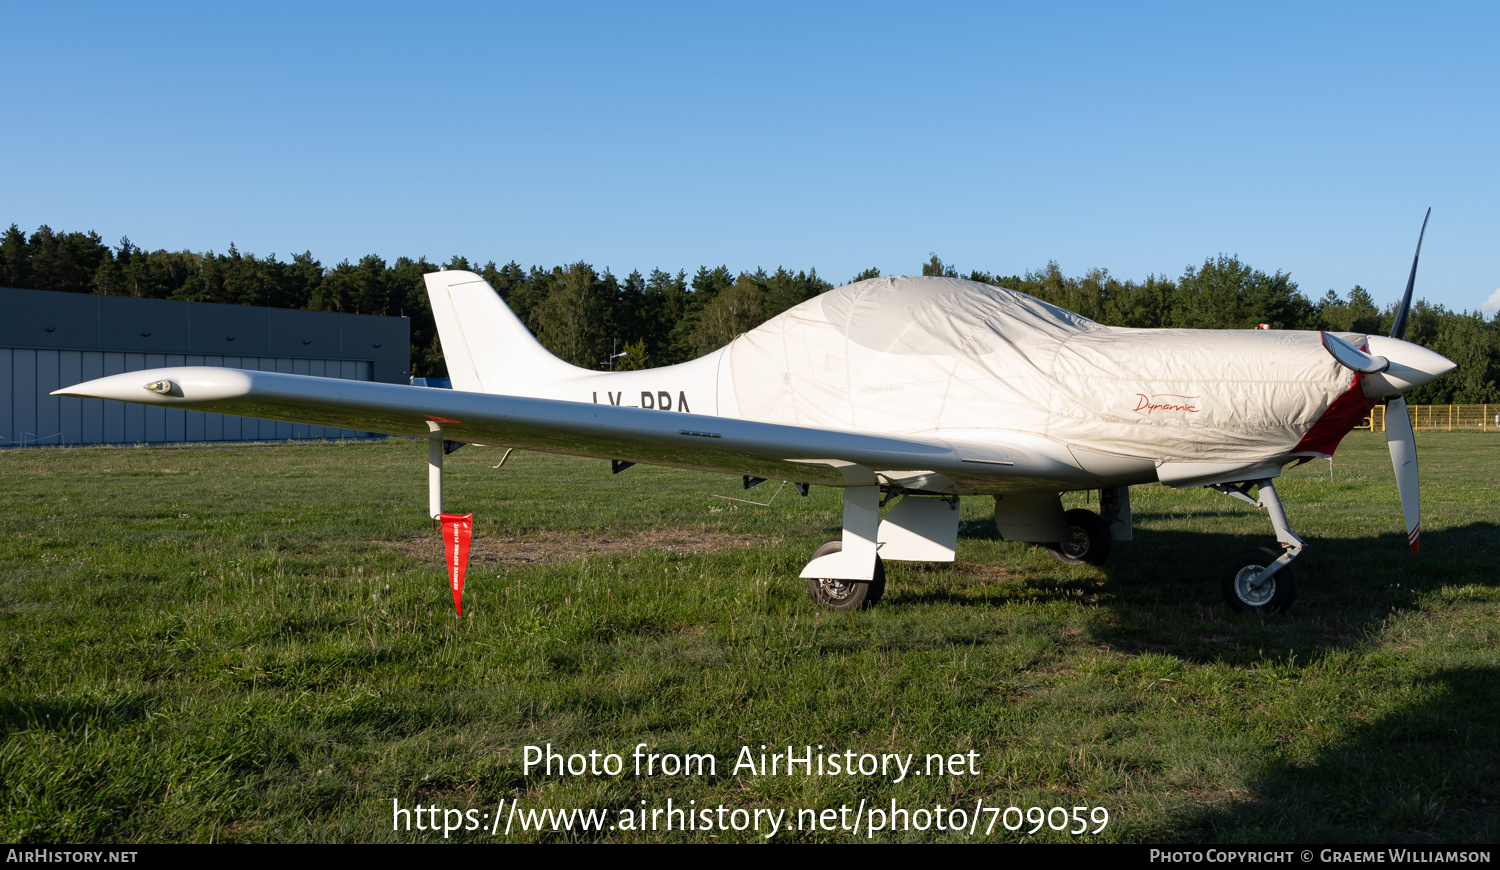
<box><xmin>423</xmin><ymin>270</ymin><xmax>580</xmax><ymax>395</ymax></box>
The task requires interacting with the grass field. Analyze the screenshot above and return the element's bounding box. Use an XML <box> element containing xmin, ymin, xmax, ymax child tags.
<box><xmin>2</xmin><ymin>432</ymin><xmax>1497</xmax><ymax>843</ymax></box>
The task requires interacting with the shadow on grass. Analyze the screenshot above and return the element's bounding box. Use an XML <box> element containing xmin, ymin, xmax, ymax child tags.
<box><xmin>1043</xmin><ymin>522</ymin><xmax>1500</xmax><ymax>842</ymax></box>
<box><xmin>888</xmin><ymin>520</ymin><xmax>1500</xmax><ymax>673</ymax></box>
<box><xmin>902</xmin><ymin>522</ymin><xmax>1498</xmax><ymax>630</ymax></box>
<box><xmin>957</xmin><ymin>519</ymin><xmax>1003</xmax><ymax>541</ymax></box>
<box><xmin>1182</xmin><ymin>665</ymin><xmax>1500</xmax><ymax>843</ymax></box>
<box><xmin>1097</xmin><ymin>520</ymin><xmax>1500</xmax><ymax>649</ymax></box>
<box><xmin>0</xmin><ymin>694</ymin><xmax>153</xmax><ymax>737</ymax></box>
<box><xmin>890</xmin><ymin>572</ymin><xmax>1104</xmax><ymax>610</ymax></box>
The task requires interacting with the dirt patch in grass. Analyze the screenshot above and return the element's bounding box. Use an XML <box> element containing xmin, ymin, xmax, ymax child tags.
<box><xmin>384</xmin><ymin>528</ymin><xmax>777</xmax><ymax>566</ymax></box>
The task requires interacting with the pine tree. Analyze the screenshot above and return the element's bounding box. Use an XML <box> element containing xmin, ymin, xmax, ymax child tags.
<box><xmin>1</xmin><ymin>225</ymin><xmax>29</xmax><ymax>288</ymax></box>
<box><xmin>534</xmin><ymin>262</ymin><xmax>612</xmax><ymax>368</ymax></box>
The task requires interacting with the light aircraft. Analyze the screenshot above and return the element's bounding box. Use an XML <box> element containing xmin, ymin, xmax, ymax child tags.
<box><xmin>56</xmin><ymin>215</ymin><xmax>1454</xmax><ymax>614</ymax></box>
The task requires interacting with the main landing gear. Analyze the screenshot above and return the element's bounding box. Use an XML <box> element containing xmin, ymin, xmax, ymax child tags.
<box><xmin>1210</xmin><ymin>478</ymin><xmax>1302</xmax><ymax>613</ymax></box>
<box><xmin>794</xmin><ymin>472</ymin><xmax>1305</xmax><ymax>613</ymax></box>
<box><xmin>805</xmin><ymin>539</ymin><xmax>887</xmax><ymax>611</ymax></box>
<box><xmin>798</xmin><ymin>481</ymin><xmax>1137</xmax><ymax>611</ymax></box>
<box><xmin>798</xmin><ymin>475</ymin><xmax>958</xmax><ymax>612</ymax></box>
<box><xmin>1045</xmin><ymin>509</ymin><xmax>1113</xmax><ymax>566</ymax></box>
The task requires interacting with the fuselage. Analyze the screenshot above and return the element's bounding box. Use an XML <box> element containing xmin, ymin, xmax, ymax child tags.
<box><xmin>53</xmin><ymin>272</ymin><xmax>1454</xmax><ymax>500</ymax></box>
<box><xmin>503</xmin><ymin>276</ymin><xmax>1456</xmax><ymax>492</ymax></box>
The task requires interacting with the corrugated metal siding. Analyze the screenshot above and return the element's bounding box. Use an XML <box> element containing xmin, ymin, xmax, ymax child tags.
<box><xmin>1</xmin><ymin>348</ymin><xmax>375</xmax><ymax>446</ymax></box>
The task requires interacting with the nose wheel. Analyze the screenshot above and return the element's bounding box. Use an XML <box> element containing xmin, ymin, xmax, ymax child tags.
<box><xmin>1210</xmin><ymin>479</ymin><xmax>1304</xmax><ymax>613</ymax></box>
<box><xmin>1222</xmin><ymin>547</ymin><xmax>1298</xmax><ymax>613</ymax></box>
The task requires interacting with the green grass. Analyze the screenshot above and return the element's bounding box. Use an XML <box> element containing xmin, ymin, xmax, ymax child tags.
<box><xmin>1</xmin><ymin>433</ymin><xmax>1497</xmax><ymax>843</ymax></box>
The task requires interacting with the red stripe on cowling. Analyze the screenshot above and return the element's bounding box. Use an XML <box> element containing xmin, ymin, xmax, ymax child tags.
<box><xmin>1292</xmin><ymin>370</ymin><xmax>1379</xmax><ymax>458</ymax></box>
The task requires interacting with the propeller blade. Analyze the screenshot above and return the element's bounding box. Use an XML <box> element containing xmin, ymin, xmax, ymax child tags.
<box><xmin>1320</xmin><ymin>331</ymin><xmax>1389</xmax><ymax>374</ymax></box>
<box><xmin>1385</xmin><ymin>394</ymin><xmax>1421</xmax><ymax>553</ymax></box>
<box><xmin>1389</xmin><ymin>208</ymin><xmax>1431</xmax><ymax>341</ymax></box>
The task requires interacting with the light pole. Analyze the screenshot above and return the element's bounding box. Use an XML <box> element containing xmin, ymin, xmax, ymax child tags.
<box><xmin>602</xmin><ymin>339</ymin><xmax>628</xmax><ymax>371</ymax></box>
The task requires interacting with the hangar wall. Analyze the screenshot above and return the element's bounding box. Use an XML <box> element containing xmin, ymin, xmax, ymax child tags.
<box><xmin>1</xmin><ymin>287</ymin><xmax>410</xmax><ymax>447</ymax></box>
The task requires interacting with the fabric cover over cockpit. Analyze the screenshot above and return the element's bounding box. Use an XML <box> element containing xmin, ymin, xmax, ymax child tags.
<box><xmin>726</xmin><ymin>276</ymin><xmax>1356</xmax><ymax>462</ymax></box>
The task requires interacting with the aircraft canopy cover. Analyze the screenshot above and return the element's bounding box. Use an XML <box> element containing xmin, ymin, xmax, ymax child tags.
<box><xmin>726</xmin><ymin>276</ymin><xmax>1357</xmax><ymax>462</ymax></box>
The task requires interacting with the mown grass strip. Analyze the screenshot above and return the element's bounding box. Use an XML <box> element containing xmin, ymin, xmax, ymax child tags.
<box><xmin>1</xmin><ymin>434</ymin><xmax>1496</xmax><ymax>842</ymax></box>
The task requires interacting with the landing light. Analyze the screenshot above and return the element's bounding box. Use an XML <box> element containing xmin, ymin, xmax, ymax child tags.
<box><xmin>144</xmin><ymin>380</ymin><xmax>175</xmax><ymax>394</ymax></box>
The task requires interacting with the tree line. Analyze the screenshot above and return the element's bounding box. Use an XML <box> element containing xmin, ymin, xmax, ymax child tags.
<box><xmin>3</xmin><ymin>223</ymin><xmax>1496</xmax><ymax>404</ymax></box>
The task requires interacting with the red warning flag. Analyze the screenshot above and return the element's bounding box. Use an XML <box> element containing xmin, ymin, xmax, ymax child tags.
<box><xmin>438</xmin><ymin>513</ymin><xmax>474</xmax><ymax>615</ymax></box>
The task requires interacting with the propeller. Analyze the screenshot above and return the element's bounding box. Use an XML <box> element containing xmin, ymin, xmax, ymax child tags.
<box><xmin>1319</xmin><ymin>331</ymin><xmax>1388</xmax><ymax>374</ymax></box>
<box><xmin>1317</xmin><ymin>209</ymin><xmax>1450</xmax><ymax>554</ymax></box>
<box><xmin>1386</xmin><ymin>393</ymin><xmax>1421</xmax><ymax>552</ymax></box>
<box><xmin>1384</xmin><ymin>209</ymin><xmax>1429</xmax><ymax>553</ymax></box>
<box><xmin>1389</xmin><ymin>208</ymin><xmax>1430</xmax><ymax>344</ymax></box>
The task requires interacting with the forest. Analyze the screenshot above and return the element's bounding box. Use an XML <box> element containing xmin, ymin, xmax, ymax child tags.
<box><xmin>3</xmin><ymin>223</ymin><xmax>1496</xmax><ymax>405</ymax></box>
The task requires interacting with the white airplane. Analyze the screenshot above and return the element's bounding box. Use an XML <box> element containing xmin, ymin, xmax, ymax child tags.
<box><xmin>55</xmin><ymin>215</ymin><xmax>1454</xmax><ymax>614</ymax></box>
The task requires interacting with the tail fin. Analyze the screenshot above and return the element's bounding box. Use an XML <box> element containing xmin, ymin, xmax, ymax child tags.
<box><xmin>423</xmin><ymin>270</ymin><xmax>579</xmax><ymax>394</ymax></box>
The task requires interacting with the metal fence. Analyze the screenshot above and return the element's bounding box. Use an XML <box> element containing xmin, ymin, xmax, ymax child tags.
<box><xmin>1359</xmin><ymin>404</ymin><xmax>1500</xmax><ymax>432</ymax></box>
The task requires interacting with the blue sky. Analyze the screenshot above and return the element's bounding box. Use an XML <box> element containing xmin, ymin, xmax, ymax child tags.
<box><xmin>4</xmin><ymin>2</ymin><xmax>1497</xmax><ymax>313</ymax></box>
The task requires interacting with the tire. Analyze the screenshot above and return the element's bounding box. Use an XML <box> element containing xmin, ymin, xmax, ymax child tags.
<box><xmin>805</xmin><ymin>539</ymin><xmax>886</xmax><ymax>611</ymax></box>
<box><xmin>1221</xmin><ymin>547</ymin><xmax>1297</xmax><ymax>613</ymax></box>
<box><xmin>1045</xmin><ymin>509</ymin><xmax>1113</xmax><ymax>566</ymax></box>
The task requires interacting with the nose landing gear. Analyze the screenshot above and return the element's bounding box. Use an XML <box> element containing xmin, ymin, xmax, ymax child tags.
<box><xmin>1210</xmin><ymin>479</ymin><xmax>1303</xmax><ymax>613</ymax></box>
<box><xmin>1222</xmin><ymin>547</ymin><xmax>1298</xmax><ymax>612</ymax></box>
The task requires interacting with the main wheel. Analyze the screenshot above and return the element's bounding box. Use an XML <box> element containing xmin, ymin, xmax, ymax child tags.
<box><xmin>805</xmin><ymin>539</ymin><xmax>886</xmax><ymax>611</ymax></box>
<box><xmin>1221</xmin><ymin>547</ymin><xmax>1297</xmax><ymax>613</ymax></box>
<box><xmin>1046</xmin><ymin>509</ymin><xmax>1113</xmax><ymax>566</ymax></box>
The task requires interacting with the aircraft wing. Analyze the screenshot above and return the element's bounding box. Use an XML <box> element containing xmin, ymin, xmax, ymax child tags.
<box><xmin>54</xmin><ymin>367</ymin><xmax>1092</xmax><ymax>492</ymax></box>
